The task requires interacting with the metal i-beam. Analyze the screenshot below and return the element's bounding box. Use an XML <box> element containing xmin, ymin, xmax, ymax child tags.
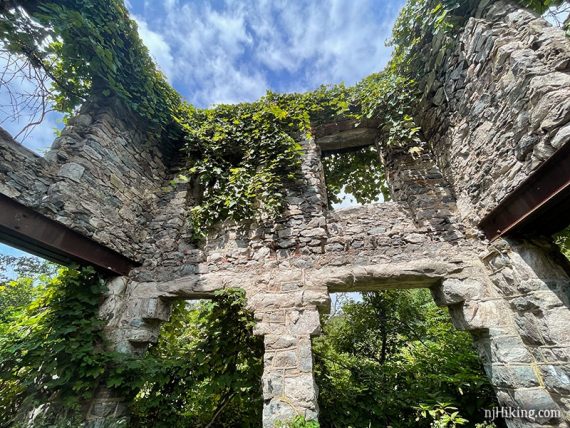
<box><xmin>479</xmin><ymin>142</ymin><xmax>570</xmax><ymax>241</ymax></box>
<box><xmin>0</xmin><ymin>193</ymin><xmax>139</xmax><ymax>276</ymax></box>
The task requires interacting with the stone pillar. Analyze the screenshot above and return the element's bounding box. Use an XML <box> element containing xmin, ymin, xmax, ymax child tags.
<box><xmin>83</xmin><ymin>276</ymin><xmax>173</xmax><ymax>426</ymax></box>
<box><xmin>482</xmin><ymin>238</ymin><xmax>570</xmax><ymax>425</ymax></box>
<box><xmin>255</xmin><ymin>304</ymin><xmax>322</xmax><ymax>427</ymax></box>
<box><xmin>430</xmin><ymin>245</ymin><xmax>569</xmax><ymax>427</ymax></box>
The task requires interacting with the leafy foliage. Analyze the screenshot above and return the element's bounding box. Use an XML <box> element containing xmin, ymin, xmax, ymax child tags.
<box><xmin>313</xmin><ymin>290</ymin><xmax>499</xmax><ymax>428</ymax></box>
<box><xmin>0</xmin><ymin>0</ymin><xmax>181</xmax><ymax>129</ymax></box>
<box><xmin>0</xmin><ymin>259</ymin><xmax>263</xmax><ymax>427</ymax></box>
<box><xmin>275</xmin><ymin>416</ymin><xmax>320</xmax><ymax>428</ymax></box>
<box><xmin>176</xmin><ymin>96</ymin><xmax>307</xmax><ymax>237</ymax></box>
<box><xmin>0</xmin><ymin>266</ymin><xmax>109</xmax><ymax>424</ymax></box>
<box><xmin>322</xmin><ymin>145</ymin><xmax>390</xmax><ymax>206</ymax></box>
<box><xmin>554</xmin><ymin>226</ymin><xmax>570</xmax><ymax>261</ymax></box>
<box><xmin>130</xmin><ymin>289</ymin><xmax>264</xmax><ymax>428</ymax></box>
<box><xmin>416</xmin><ymin>402</ymin><xmax>469</xmax><ymax>427</ymax></box>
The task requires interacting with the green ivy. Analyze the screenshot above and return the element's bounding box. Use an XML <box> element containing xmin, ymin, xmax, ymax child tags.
<box><xmin>0</xmin><ymin>266</ymin><xmax>109</xmax><ymax>423</ymax></box>
<box><xmin>0</xmin><ymin>263</ymin><xmax>264</xmax><ymax>426</ymax></box>
<box><xmin>0</xmin><ymin>0</ymin><xmax>181</xmax><ymax>131</ymax></box>
<box><xmin>0</xmin><ymin>1</ymin><xmax>414</xmax><ymax>235</ymax></box>
<box><xmin>275</xmin><ymin>416</ymin><xmax>320</xmax><ymax>428</ymax></box>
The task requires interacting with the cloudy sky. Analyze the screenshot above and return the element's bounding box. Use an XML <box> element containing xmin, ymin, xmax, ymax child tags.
<box><xmin>128</xmin><ymin>0</ymin><xmax>404</xmax><ymax>107</ymax></box>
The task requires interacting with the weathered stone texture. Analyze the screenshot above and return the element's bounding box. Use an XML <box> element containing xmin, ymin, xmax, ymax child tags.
<box><xmin>419</xmin><ymin>1</ymin><xmax>570</xmax><ymax>226</ymax></box>
<box><xmin>0</xmin><ymin>99</ymin><xmax>176</xmax><ymax>260</ymax></box>
<box><xmin>1</xmin><ymin>1</ymin><xmax>570</xmax><ymax>427</ymax></box>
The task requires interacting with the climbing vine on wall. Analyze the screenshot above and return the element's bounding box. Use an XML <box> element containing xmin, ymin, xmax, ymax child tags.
<box><xmin>0</xmin><ymin>0</ymin><xmax>181</xmax><ymax>129</ymax></box>
<box><xmin>175</xmin><ymin>89</ymin><xmax>351</xmax><ymax>236</ymax></box>
<box><xmin>0</xmin><ymin>0</ymin><xmax>416</xmax><ymax>236</ymax></box>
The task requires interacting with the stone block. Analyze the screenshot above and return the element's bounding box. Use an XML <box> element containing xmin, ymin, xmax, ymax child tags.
<box><xmin>262</xmin><ymin>373</ymin><xmax>284</xmax><ymax>399</ymax></box>
<box><xmin>273</xmin><ymin>350</ymin><xmax>297</xmax><ymax>368</ymax></box>
<box><xmin>491</xmin><ymin>335</ymin><xmax>533</xmax><ymax>364</ymax></box>
<box><xmin>265</xmin><ymin>334</ymin><xmax>296</xmax><ymax>350</ymax></box>
<box><xmin>432</xmin><ymin>277</ymin><xmax>485</xmax><ymax>306</ymax></box>
<box><xmin>512</xmin><ymin>388</ymin><xmax>561</xmax><ymax>424</ymax></box>
<box><xmin>284</xmin><ymin>374</ymin><xmax>318</xmax><ymax>404</ymax></box>
<box><xmin>58</xmin><ymin>162</ymin><xmax>85</xmax><ymax>182</ymax></box>
<box><xmin>287</xmin><ymin>309</ymin><xmax>321</xmax><ymax>336</ymax></box>
<box><xmin>89</xmin><ymin>401</ymin><xmax>116</xmax><ymax>418</ymax></box>
<box><xmin>540</xmin><ymin>364</ymin><xmax>570</xmax><ymax>394</ymax></box>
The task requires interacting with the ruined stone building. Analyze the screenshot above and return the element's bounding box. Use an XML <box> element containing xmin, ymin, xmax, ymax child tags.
<box><xmin>0</xmin><ymin>1</ymin><xmax>569</xmax><ymax>427</ymax></box>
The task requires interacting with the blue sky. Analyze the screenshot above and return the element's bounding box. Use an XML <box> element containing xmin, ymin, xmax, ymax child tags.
<box><xmin>127</xmin><ymin>0</ymin><xmax>405</xmax><ymax>107</ymax></box>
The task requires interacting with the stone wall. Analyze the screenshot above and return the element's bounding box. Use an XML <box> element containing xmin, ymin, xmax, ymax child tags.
<box><xmin>1</xmin><ymin>1</ymin><xmax>570</xmax><ymax>426</ymax></box>
<box><xmin>0</xmin><ymin>98</ymin><xmax>177</xmax><ymax>260</ymax></box>
<box><xmin>415</xmin><ymin>0</ymin><xmax>570</xmax><ymax>425</ymax></box>
<box><xmin>419</xmin><ymin>0</ymin><xmax>570</xmax><ymax>226</ymax></box>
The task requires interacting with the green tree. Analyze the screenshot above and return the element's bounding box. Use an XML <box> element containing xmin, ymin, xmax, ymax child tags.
<box><xmin>313</xmin><ymin>289</ymin><xmax>499</xmax><ymax>428</ymax></box>
<box><xmin>0</xmin><ymin>265</ymin><xmax>108</xmax><ymax>426</ymax></box>
<box><xmin>131</xmin><ymin>290</ymin><xmax>264</xmax><ymax>428</ymax></box>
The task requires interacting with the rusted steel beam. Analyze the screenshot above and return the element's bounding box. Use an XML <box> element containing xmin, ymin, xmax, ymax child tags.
<box><xmin>479</xmin><ymin>142</ymin><xmax>570</xmax><ymax>241</ymax></box>
<box><xmin>0</xmin><ymin>193</ymin><xmax>139</xmax><ymax>276</ymax></box>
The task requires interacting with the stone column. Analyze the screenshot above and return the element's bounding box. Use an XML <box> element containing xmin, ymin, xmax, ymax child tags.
<box><xmin>255</xmin><ymin>304</ymin><xmax>322</xmax><ymax>427</ymax></box>
<box><xmin>84</xmin><ymin>276</ymin><xmax>173</xmax><ymax>426</ymax></box>
<box><xmin>482</xmin><ymin>238</ymin><xmax>570</xmax><ymax>425</ymax></box>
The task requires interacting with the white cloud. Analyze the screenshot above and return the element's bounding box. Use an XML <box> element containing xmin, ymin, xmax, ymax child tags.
<box><xmin>131</xmin><ymin>0</ymin><xmax>404</xmax><ymax>107</ymax></box>
<box><xmin>133</xmin><ymin>16</ymin><xmax>175</xmax><ymax>81</ymax></box>
<box><xmin>0</xmin><ymin>1</ymin><xmax>404</xmax><ymax>153</ymax></box>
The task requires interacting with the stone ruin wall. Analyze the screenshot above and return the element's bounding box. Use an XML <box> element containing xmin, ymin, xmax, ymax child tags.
<box><xmin>419</xmin><ymin>0</ymin><xmax>570</xmax><ymax>225</ymax></box>
<box><xmin>0</xmin><ymin>98</ymin><xmax>177</xmax><ymax>261</ymax></box>
<box><xmin>0</xmin><ymin>1</ymin><xmax>569</xmax><ymax>426</ymax></box>
<box><xmin>416</xmin><ymin>1</ymin><xmax>570</xmax><ymax>422</ymax></box>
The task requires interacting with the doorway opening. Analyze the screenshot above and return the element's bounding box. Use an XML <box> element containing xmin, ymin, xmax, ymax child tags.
<box><xmin>314</xmin><ymin>289</ymin><xmax>504</xmax><ymax>428</ymax></box>
<box><xmin>130</xmin><ymin>291</ymin><xmax>264</xmax><ymax>428</ymax></box>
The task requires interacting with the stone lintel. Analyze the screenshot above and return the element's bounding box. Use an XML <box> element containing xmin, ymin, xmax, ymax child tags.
<box><xmin>314</xmin><ymin>119</ymin><xmax>378</xmax><ymax>153</ymax></box>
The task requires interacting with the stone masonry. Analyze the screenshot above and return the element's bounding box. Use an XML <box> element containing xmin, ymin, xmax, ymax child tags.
<box><xmin>0</xmin><ymin>1</ymin><xmax>569</xmax><ymax>427</ymax></box>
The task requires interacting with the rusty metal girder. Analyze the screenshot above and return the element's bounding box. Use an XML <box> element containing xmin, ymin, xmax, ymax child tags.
<box><xmin>0</xmin><ymin>193</ymin><xmax>139</xmax><ymax>276</ymax></box>
<box><xmin>479</xmin><ymin>142</ymin><xmax>570</xmax><ymax>241</ymax></box>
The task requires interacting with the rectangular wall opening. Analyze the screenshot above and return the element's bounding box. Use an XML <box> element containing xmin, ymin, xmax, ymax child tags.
<box><xmin>321</xmin><ymin>144</ymin><xmax>390</xmax><ymax>210</ymax></box>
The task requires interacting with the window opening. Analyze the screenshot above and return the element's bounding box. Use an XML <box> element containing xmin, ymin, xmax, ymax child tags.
<box><xmin>322</xmin><ymin>144</ymin><xmax>390</xmax><ymax>210</ymax></box>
